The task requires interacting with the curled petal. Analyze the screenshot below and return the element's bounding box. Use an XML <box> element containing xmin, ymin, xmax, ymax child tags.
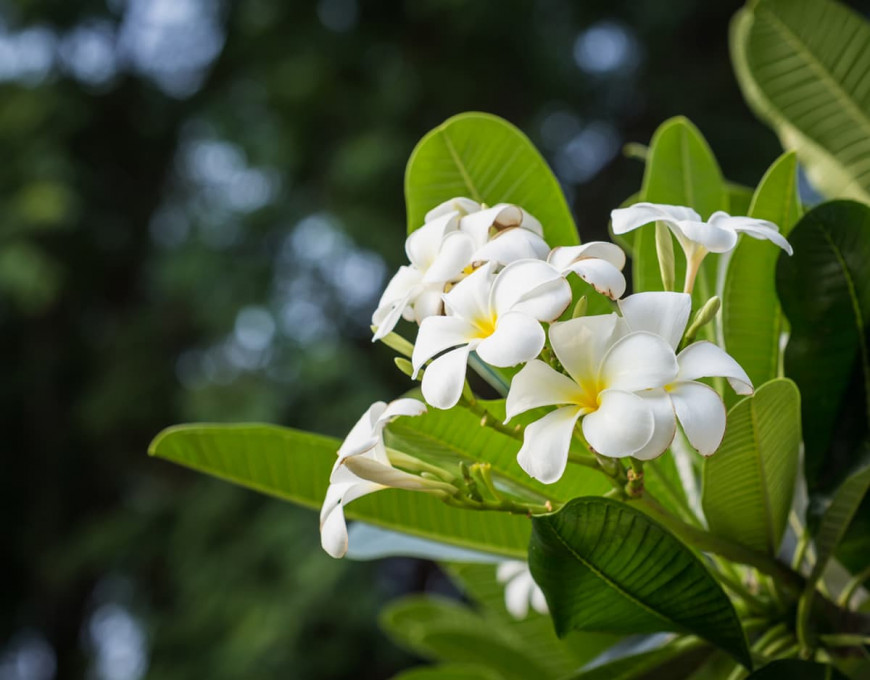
<box><xmin>563</xmin><ymin>258</ymin><xmax>626</xmax><ymax>300</ymax></box>
<box><xmin>610</xmin><ymin>203</ymin><xmax>702</xmax><ymax>234</ymax></box>
<box><xmin>421</xmin><ymin>231</ymin><xmax>474</xmax><ymax>284</ymax></box>
<box><xmin>710</xmin><ymin>212</ymin><xmax>794</xmax><ymax>255</ymax></box>
<box><xmin>421</xmin><ymin>345</ymin><xmax>473</xmax><ymax>409</ymax></box>
<box><xmin>673</xmin><ymin>219</ymin><xmax>738</xmax><ymax>253</ymax></box>
<box><xmin>582</xmin><ymin>389</ymin><xmax>654</xmax><ymax>458</ymax></box>
<box><xmin>618</xmin><ymin>292</ymin><xmax>692</xmax><ymax>350</ymax></box>
<box><xmin>491</xmin><ymin>259</ymin><xmax>571</xmax><ymax>318</ymax></box>
<box><xmin>677</xmin><ymin>341</ymin><xmax>753</xmax><ymax>395</ymax></box>
<box><xmin>336</xmin><ymin>401</ymin><xmax>387</xmax><ymax>460</ymax></box>
<box><xmin>380</xmin><ymin>398</ymin><xmax>427</xmax><ymax>422</ymax></box>
<box><xmin>476</xmin><ymin>311</ymin><xmax>545</xmax><ymax>368</ymax></box>
<box><xmin>412</xmin><ymin>316</ymin><xmax>477</xmax><ymax>373</ymax></box>
<box><xmin>629</xmin><ymin>389</ymin><xmax>677</xmax><ymax>461</ymax></box>
<box><xmin>669</xmin><ymin>381</ymin><xmax>727</xmax><ymax>455</ymax></box>
<box><xmin>505</xmin><ymin>360</ymin><xmax>586</xmax><ymax>421</ymax></box>
<box><xmin>549</xmin><ymin>314</ymin><xmax>622</xmax><ymax>385</ymax></box>
<box><xmin>472</xmin><ymin>227</ymin><xmax>550</xmax><ymax>265</ymax></box>
<box><xmin>548</xmin><ymin>242</ymin><xmax>626</xmax><ymax>270</ymax></box>
<box><xmin>320</xmin><ymin>480</ymin><xmax>383</xmax><ymax>558</ymax></box>
<box><xmin>600</xmin><ymin>331</ymin><xmax>679</xmax><ymax>392</ymax></box>
<box><xmin>425</xmin><ymin>197</ymin><xmax>480</xmax><ymax>222</ymax></box>
<box><xmin>517</xmin><ymin>405</ymin><xmax>584</xmax><ymax>484</ymax></box>
<box><xmin>406</xmin><ymin>211</ymin><xmax>458</xmax><ymax>268</ymax></box>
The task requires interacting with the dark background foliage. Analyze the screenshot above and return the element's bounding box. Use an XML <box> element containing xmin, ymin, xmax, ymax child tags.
<box><xmin>0</xmin><ymin>0</ymin><xmax>864</xmax><ymax>678</ymax></box>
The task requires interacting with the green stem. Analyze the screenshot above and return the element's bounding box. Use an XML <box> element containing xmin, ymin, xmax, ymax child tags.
<box><xmin>792</xmin><ymin>528</ymin><xmax>810</xmax><ymax>571</ymax></box>
<box><xmin>838</xmin><ymin>564</ymin><xmax>870</xmax><ymax>609</ymax></box>
<box><xmin>819</xmin><ymin>634</ymin><xmax>870</xmax><ymax>648</ymax></box>
<box><xmin>632</xmin><ymin>495</ymin><xmax>803</xmax><ymax>590</ymax></box>
<box><xmin>461</xmin><ymin>392</ymin><xmax>523</xmax><ymax>441</ymax></box>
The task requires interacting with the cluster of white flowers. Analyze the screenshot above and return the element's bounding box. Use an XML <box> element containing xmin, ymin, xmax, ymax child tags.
<box><xmin>321</xmin><ymin>197</ymin><xmax>793</xmax><ymax>557</ymax></box>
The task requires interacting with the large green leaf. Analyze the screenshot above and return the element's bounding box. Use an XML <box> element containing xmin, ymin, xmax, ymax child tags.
<box><xmin>745</xmin><ymin>659</ymin><xmax>849</xmax><ymax>680</ymax></box>
<box><xmin>731</xmin><ymin>0</ymin><xmax>870</xmax><ymax>203</ymax></box>
<box><xmin>529</xmin><ymin>497</ymin><xmax>750</xmax><ymax>668</ymax></box>
<box><xmin>447</xmin><ymin>563</ymin><xmax>618</xmax><ymax>678</ymax></box>
<box><xmin>702</xmin><ymin>379</ymin><xmax>801</xmax><ymax>555</ymax></box>
<box><xmin>634</xmin><ymin>117</ymin><xmax>727</xmax><ymax>311</ymax></box>
<box><xmin>380</xmin><ymin>596</ymin><xmax>555</xmax><ymax>680</ymax></box>
<box><xmin>392</xmin><ymin>665</ymin><xmax>502</xmax><ymax>680</ymax></box>
<box><xmin>776</xmin><ymin>200</ymin><xmax>870</xmax><ymax>487</ymax></box>
<box><xmin>567</xmin><ymin>639</ymin><xmax>712</xmax><ymax>680</ymax></box>
<box><xmin>149</xmin><ymin>424</ymin><xmax>529</xmax><ymax>557</ymax></box>
<box><xmin>404</xmin><ymin>112</ymin><xmax>578</xmax><ymax>246</ymax></box>
<box><xmin>809</xmin><ymin>452</ymin><xmax>870</xmax><ymax>587</ymax></box>
<box><xmin>722</xmin><ymin>152</ymin><xmax>801</xmax><ymax>396</ymax></box>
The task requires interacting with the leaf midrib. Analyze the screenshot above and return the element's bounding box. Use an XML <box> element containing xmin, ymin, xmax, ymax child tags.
<box><xmin>441</xmin><ymin>127</ymin><xmax>482</xmax><ymax>202</ymax></box>
<box><xmin>758</xmin><ymin>6</ymin><xmax>870</xmax><ymax>145</ymax></box>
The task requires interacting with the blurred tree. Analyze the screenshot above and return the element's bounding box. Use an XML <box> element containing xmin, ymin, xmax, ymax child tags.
<box><xmin>2</xmin><ymin>0</ymin><xmax>864</xmax><ymax>678</ymax></box>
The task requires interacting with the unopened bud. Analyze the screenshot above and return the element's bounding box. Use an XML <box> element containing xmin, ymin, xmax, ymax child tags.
<box><xmin>684</xmin><ymin>296</ymin><xmax>721</xmax><ymax>344</ymax></box>
<box><xmin>372</xmin><ymin>328</ymin><xmax>414</xmax><ymax>358</ymax></box>
<box><xmin>394</xmin><ymin>357</ymin><xmax>416</xmax><ymax>379</ymax></box>
<box><xmin>572</xmin><ymin>296</ymin><xmax>588</xmax><ymax>318</ymax></box>
<box><xmin>655</xmin><ymin>221</ymin><xmax>676</xmax><ymax>292</ymax></box>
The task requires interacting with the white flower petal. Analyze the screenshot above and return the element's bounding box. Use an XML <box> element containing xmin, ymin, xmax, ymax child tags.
<box><xmin>411</xmin><ymin>285</ymin><xmax>445</xmax><ymax>322</ymax></box>
<box><xmin>342</xmin><ymin>457</ymin><xmax>434</xmax><ymax>490</ymax></box>
<box><xmin>673</xmin><ymin>218</ymin><xmax>738</xmax><ymax>253</ymax></box>
<box><xmin>600</xmin><ymin>331</ymin><xmax>679</xmax><ymax>392</ymax></box>
<box><xmin>425</xmin><ymin>197</ymin><xmax>480</xmax><ymax>222</ymax></box>
<box><xmin>610</xmin><ymin>203</ymin><xmax>702</xmax><ymax>234</ymax></box>
<box><xmin>336</xmin><ymin>401</ymin><xmax>387</xmax><ymax>459</ymax></box>
<box><xmin>491</xmin><ymin>259</ymin><xmax>570</xmax><ymax>318</ymax></box>
<box><xmin>563</xmin><ymin>258</ymin><xmax>627</xmax><ymax>299</ymax></box>
<box><xmin>476</xmin><ymin>311</ymin><xmax>545</xmax><ymax>367</ymax></box>
<box><xmin>406</xmin><ymin>211</ymin><xmax>458</xmax><ymax>268</ymax></box>
<box><xmin>549</xmin><ymin>314</ymin><xmax>622</xmax><ymax>385</ymax></box>
<box><xmin>372</xmin><ymin>291</ymin><xmax>413</xmax><ymax>341</ymax></box>
<box><xmin>505</xmin><ymin>360</ymin><xmax>586</xmax><ymax>421</ymax></box>
<box><xmin>582</xmin><ymin>389</ymin><xmax>654</xmax><ymax>458</ymax></box>
<box><xmin>530</xmin><ymin>583</ymin><xmax>549</xmax><ymax>615</ymax></box>
<box><xmin>496</xmin><ymin>560</ymin><xmax>526</xmax><ymax>582</ymax></box>
<box><xmin>412</xmin><ymin>316</ymin><xmax>477</xmax><ymax>372</ymax></box>
<box><xmin>442</xmin><ymin>262</ymin><xmax>495</xmax><ymax>321</ymax></box>
<box><xmin>517</xmin><ymin>207</ymin><xmax>544</xmax><ymax>236</ymax></box>
<box><xmin>461</xmin><ymin>204</ymin><xmax>524</xmax><ymax>247</ymax></box>
<box><xmin>618</xmin><ymin>292</ymin><xmax>692</xmax><ymax>350</ymax></box>
<box><xmin>472</xmin><ymin>227</ymin><xmax>550</xmax><ymax>265</ymax></box>
<box><xmin>503</xmin><ymin>571</ymin><xmax>532</xmax><ymax>619</ymax></box>
<box><xmin>629</xmin><ymin>389</ymin><xmax>677</xmax><ymax>461</ymax></box>
<box><xmin>669</xmin><ymin>381</ymin><xmax>727</xmax><ymax>455</ymax></box>
<box><xmin>677</xmin><ymin>341</ymin><xmax>753</xmax><ymax>395</ymax></box>
<box><xmin>710</xmin><ymin>212</ymin><xmax>794</xmax><ymax>255</ymax></box>
<box><xmin>421</xmin><ymin>231</ymin><xmax>474</xmax><ymax>284</ymax></box>
<box><xmin>320</xmin><ymin>496</ymin><xmax>350</xmax><ymax>558</ymax></box>
<box><xmin>548</xmin><ymin>242</ymin><xmax>626</xmax><ymax>270</ymax></box>
<box><xmin>517</xmin><ymin>405</ymin><xmax>583</xmax><ymax>483</ymax></box>
<box><xmin>379</xmin><ymin>398</ymin><xmax>427</xmax><ymax>422</ymax></box>
<box><xmin>421</xmin><ymin>345</ymin><xmax>472</xmax><ymax>409</ymax></box>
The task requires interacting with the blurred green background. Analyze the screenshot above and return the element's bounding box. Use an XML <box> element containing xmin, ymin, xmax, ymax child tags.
<box><xmin>1</xmin><ymin>0</ymin><xmax>864</xmax><ymax>678</ymax></box>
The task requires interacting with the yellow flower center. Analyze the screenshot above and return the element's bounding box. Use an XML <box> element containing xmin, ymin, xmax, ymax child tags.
<box><xmin>473</xmin><ymin>313</ymin><xmax>498</xmax><ymax>338</ymax></box>
<box><xmin>576</xmin><ymin>378</ymin><xmax>604</xmax><ymax>412</ymax></box>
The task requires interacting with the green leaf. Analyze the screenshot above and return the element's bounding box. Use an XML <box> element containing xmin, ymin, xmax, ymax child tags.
<box><xmin>809</xmin><ymin>451</ymin><xmax>870</xmax><ymax>587</ymax></box>
<box><xmin>149</xmin><ymin>424</ymin><xmax>529</xmax><ymax>557</ymax></box>
<box><xmin>405</xmin><ymin>112</ymin><xmax>578</xmax><ymax>246</ymax></box>
<box><xmin>702</xmin><ymin>379</ymin><xmax>801</xmax><ymax>555</ymax></box>
<box><xmin>634</xmin><ymin>117</ymin><xmax>727</xmax><ymax>307</ymax></box>
<box><xmin>745</xmin><ymin>659</ymin><xmax>849</xmax><ymax>680</ymax></box>
<box><xmin>392</xmin><ymin>665</ymin><xmax>502</xmax><ymax>680</ymax></box>
<box><xmin>529</xmin><ymin>497</ymin><xmax>750</xmax><ymax>668</ymax></box>
<box><xmin>727</xmin><ymin>182</ymin><xmax>754</xmax><ymax>215</ymax></box>
<box><xmin>730</xmin><ymin>0</ymin><xmax>870</xmax><ymax>203</ymax></box>
<box><xmin>722</xmin><ymin>152</ymin><xmax>801</xmax><ymax>395</ymax></box>
<box><xmin>776</xmin><ymin>200</ymin><xmax>870</xmax><ymax>487</ymax></box>
<box><xmin>386</xmin><ymin>399</ymin><xmax>610</xmax><ymax>505</ymax></box>
<box><xmin>380</xmin><ymin>596</ymin><xmax>555</xmax><ymax>680</ymax></box>
<box><xmin>447</xmin><ymin>563</ymin><xmax>619</xmax><ymax>677</ymax></box>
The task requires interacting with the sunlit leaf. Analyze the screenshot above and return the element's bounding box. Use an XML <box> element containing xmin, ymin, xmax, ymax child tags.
<box><xmin>405</xmin><ymin>112</ymin><xmax>578</xmax><ymax>246</ymax></box>
<box><xmin>731</xmin><ymin>0</ymin><xmax>870</xmax><ymax>203</ymax></box>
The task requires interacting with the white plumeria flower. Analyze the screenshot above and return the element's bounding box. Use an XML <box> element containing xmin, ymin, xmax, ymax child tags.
<box><xmin>610</xmin><ymin>202</ymin><xmax>793</xmax><ymax>293</ymax></box>
<box><xmin>496</xmin><ymin>561</ymin><xmax>548</xmax><ymax>619</ymax></box>
<box><xmin>412</xmin><ymin>260</ymin><xmax>572</xmax><ymax>410</ymax></box>
<box><xmin>372</xmin><ymin>198</ymin><xmax>550</xmax><ymax>340</ymax></box>
<box><xmin>320</xmin><ymin>398</ymin><xmax>447</xmax><ymax>559</ymax></box>
<box><xmin>619</xmin><ymin>292</ymin><xmax>754</xmax><ymax>457</ymax></box>
<box><xmin>505</xmin><ymin>314</ymin><xmax>679</xmax><ymax>483</ymax></box>
<box><xmin>547</xmin><ymin>241</ymin><xmax>627</xmax><ymax>300</ymax></box>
